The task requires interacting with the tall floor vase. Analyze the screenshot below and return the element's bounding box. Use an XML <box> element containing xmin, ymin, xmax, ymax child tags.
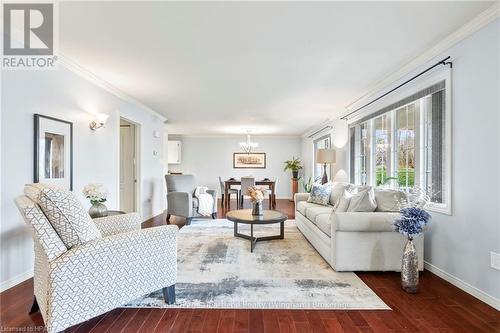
<box><xmin>401</xmin><ymin>237</ymin><xmax>419</xmax><ymax>293</ymax></box>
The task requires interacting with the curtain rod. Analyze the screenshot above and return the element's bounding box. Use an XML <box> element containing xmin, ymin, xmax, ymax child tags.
<box><xmin>341</xmin><ymin>56</ymin><xmax>453</xmax><ymax>120</ymax></box>
<box><xmin>307</xmin><ymin>125</ymin><xmax>332</xmax><ymax>138</ymax></box>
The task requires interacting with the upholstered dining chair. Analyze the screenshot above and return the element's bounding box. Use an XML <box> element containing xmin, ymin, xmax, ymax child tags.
<box><xmin>219</xmin><ymin>176</ymin><xmax>239</xmax><ymax>208</ymax></box>
<box><xmin>239</xmin><ymin>176</ymin><xmax>255</xmax><ymax>207</ymax></box>
<box><xmin>165</xmin><ymin>174</ymin><xmax>217</xmax><ymax>225</ymax></box>
<box><xmin>264</xmin><ymin>176</ymin><xmax>278</xmax><ymax>209</ymax></box>
<box><xmin>15</xmin><ymin>183</ymin><xmax>178</xmax><ymax>333</ymax></box>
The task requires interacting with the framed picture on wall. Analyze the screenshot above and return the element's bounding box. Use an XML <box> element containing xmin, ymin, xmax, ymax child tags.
<box><xmin>233</xmin><ymin>153</ymin><xmax>266</xmax><ymax>169</ymax></box>
<box><xmin>34</xmin><ymin>114</ymin><xmax>73</xmax><ymax>190</ymax></box>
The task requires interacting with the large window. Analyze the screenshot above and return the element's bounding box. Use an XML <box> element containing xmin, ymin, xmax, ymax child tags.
<box><xmin>349</xmin><ymin>80</ymin><xmax>450</xmax><ymax>213</ymax></box>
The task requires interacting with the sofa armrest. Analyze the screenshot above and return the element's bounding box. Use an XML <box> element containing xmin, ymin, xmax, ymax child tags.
<box><xmin>331</xmin><ymin>212</ymin><xmax>400</xmax><ymax>232</ymax></box>
<box><xmin>206</xmin><ymin>189</ymin><xmax>218</xmax><ymax>213</ymax></box>
<box><xmin>294</xmin><ymin>193</ymin><xmax>310</xmax><ymax>211</ymax></box>
<box><xmin>167</xmin><ymin>191</ymin><xmax>193</xmax><ymax>217</ymax></box>
<box><xmin>93</xmin><ymin>213</ymin><xmax>141</xmax><ymax>236</ymax></box>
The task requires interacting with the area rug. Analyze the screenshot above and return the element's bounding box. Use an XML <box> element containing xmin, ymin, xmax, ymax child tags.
<box><xmin>125</xmin><ymin>219</ymin><xmax>389</xmax><ymax>309</ymax></box>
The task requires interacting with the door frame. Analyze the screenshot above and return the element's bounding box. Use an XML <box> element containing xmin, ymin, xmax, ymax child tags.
<box><xmin>118</xmin><ymin>116</ymin><xmax>141</xmax><ymax>215</ymax></box>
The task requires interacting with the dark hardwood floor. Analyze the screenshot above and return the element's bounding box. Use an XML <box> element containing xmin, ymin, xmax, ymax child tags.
<box><xmin>1</xmin><ymin>199</ymin><xmax>499</xmax><ymax>332</ymax></box>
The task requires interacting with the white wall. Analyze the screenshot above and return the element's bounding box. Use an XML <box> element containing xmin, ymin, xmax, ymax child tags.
<box><xmin>167</xmin><ymin>136</ymin><xmax>301</xmax><ymax>198</ymax></box>
<box><xmin>326</xmin><ymin>19</ymin><xmax>500</xmax><ymax>306</ymax></box>
<box><xmin>1</xmin><ymin>64</ymin><xmax>166</xmax><ymax>290</ymax></box>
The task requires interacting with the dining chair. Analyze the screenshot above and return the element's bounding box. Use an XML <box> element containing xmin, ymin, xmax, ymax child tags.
<box><xmin>239</xmin><ymin>177</ymin><xmax>255</xmax><ymax>208</ymax></box>
<box><xmin>219</xmin><ymin>176</ymin><xmax>239</xmax><ymax>208</ymax></box>
<box><xmin>264</xmin><ymin>177</ymin><xmax>278</xmax><ymax>209</ymax></box>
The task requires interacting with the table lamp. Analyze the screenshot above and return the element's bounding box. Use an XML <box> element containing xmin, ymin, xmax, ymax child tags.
<box><xmin>316</xmin><ymin>149</ymin><xmax>336</xmax><ymax>184</ymax></box>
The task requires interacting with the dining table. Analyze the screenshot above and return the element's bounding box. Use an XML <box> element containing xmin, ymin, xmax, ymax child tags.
<box><xmin>224</xmin><ymin>179</ymin><xmax>276</xmax><ymax>209</ymax></box>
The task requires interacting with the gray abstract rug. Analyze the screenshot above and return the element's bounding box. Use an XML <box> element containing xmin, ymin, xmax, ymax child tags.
<box><xmin>126</xmin><ymin>219</ymin><xmax>389</xmax><ymax>309</ymax></box>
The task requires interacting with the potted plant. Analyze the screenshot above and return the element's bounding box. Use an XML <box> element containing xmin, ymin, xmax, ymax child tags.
<box><xmin>83</xmin><ymin>183</ymin><xmax>109</xmax><ymax>218</ymax></box>
<box><xmin>284</xmin><ymin>157</ymin><xmax>302</xmax><ymax>179</ymax></box>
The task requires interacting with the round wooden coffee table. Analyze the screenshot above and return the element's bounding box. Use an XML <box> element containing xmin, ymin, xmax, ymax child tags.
<box><xmin>226</xmin><ymin>209</ymin><xmax>287</xmax><ymax>252</ymax></box>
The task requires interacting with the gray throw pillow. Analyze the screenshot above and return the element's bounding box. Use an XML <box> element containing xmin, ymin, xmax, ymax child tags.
<box><xmin>347</xmin><ymin>187</ymin><xmax>377</xmax><ymax>212</ymax></box>
<box><xmin>334</xmin><ymin>189</ymin><xmax>354</xmax><ymax>212</ymax></box>
<box><xmin>374</xmin><ymin>188</ymin><xmax>407</xmax><ymax>212</ymax></box>
<box><xmin>329</xmin><ymin>182</ymin><xmax>351</xmax><ymax>206</ymax></box>
<box><xmin>308</xmin><ymin>183</ymin><xmax>333</xmax><ymax>206</ymax></box>
<box><xmin>38</xmin><ymin>187</ymin><xmax>102</xmax><ymax>248</ymax></box>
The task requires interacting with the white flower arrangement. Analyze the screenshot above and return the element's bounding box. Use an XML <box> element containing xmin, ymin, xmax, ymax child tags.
<box><xmin>247</xmin><ymin>186</ymin><xmax>265</xmax><ymax>203</ymax></box>
<box><xmin>83</xmin><ymin>183</ymin><xmax>109</xmax><ymax>205</ymax></box>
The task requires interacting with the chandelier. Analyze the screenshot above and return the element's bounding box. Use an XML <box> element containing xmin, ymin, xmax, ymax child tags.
<box><xmin>239</xmin><ymin>132</ymin><xmax>259</xmax><ymax>153</ymax></box>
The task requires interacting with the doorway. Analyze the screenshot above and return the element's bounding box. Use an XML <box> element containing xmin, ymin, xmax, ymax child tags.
<box><xmin>119</xmin><ymin>118</ymin><xmax>138</xmax><ymax>213</ymax></box>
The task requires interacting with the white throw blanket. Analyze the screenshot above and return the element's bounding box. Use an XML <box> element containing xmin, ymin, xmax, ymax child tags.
<box><xmin>194</xmin><ymin>186</ymin><xmax>214</xmax><ymax>216</ymax></box>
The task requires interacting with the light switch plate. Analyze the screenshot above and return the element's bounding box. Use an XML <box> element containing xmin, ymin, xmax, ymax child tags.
<box><xmin>491</xmin><ymin>252</ymin><xmax>500</xmax><ymax>270</ymax></box>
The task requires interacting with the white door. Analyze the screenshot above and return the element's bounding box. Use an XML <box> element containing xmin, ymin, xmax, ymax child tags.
<box><xmin>120</xmin><ymin>124</ymin><xmax>136</xmax><ymax>212</ymax></box>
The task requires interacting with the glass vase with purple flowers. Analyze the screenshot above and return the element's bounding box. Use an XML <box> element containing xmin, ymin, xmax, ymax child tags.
<box><xmin>394</xmin><ymin>187</ymin><xmax>432</xmax><ymax>293</ymax></box>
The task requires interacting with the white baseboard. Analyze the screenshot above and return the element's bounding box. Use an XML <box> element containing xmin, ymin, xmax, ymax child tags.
<box><xmin>1</xmin><ymin>270</ymin><xmax>33</xmax><ymax>292</ymax></box>
<box><xmin>424</xmin><ymin>261</ymin><xmax>500</xmax><ymax>310</ymax></box>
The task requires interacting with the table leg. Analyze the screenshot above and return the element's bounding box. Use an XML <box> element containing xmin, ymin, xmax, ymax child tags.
<box><xmin>251</xmin><ymin>223</ymin><xmax>254</xmax><ymax>252</ymax></box>
<box><xmin>280</xmin><ymin>221</ymin><xmax>284</xmax><ymax>239</ymax></box>
<box><xmin>225</xmin><ymin>183</ymin><xmax>229</xmax><ymax>209</ymax></box>
<box><xmin>272</xmin><ymin>183</ymin><xmax>276</xmax><ymax>209</ymax></box>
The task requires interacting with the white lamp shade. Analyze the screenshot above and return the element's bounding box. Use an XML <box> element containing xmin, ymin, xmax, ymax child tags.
<box><xmin>316</xmin><ymin>149</ymin><xmax>336</xmax><ymax>164</ymax></box>
<box><xmin>95</xmin><ymin>113</ymin><xmax>109</xmax><ymax>124</ymax></box>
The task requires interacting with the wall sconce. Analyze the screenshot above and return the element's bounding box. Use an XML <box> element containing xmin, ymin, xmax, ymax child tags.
<box><xmin>90</xmin><ymin>113</ymin><xmax>109</xmax><ymax>131</ymax></box>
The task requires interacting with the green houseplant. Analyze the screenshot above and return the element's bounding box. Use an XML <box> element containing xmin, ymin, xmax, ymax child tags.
<box><xmin>284</xmin><ymin>157</ymin><xmax>303</xmax><ymax>179</ymax></box>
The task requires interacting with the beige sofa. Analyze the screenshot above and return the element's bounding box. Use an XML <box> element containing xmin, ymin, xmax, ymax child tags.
<box><xmin>294</xmin><ymin>190</ymin><xmax>424</xmax><ymax>271</ymax></box>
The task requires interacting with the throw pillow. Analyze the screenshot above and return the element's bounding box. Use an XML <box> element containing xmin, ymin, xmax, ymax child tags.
<box><xmin>308</xmin><ymin>183</ymin><xmax>333</xmax><ymax>206</ymax></box>
<box><xmin>329</xmin><ymin>182</ymin><xmax>351</xmax><ymax>206</ymax></box>
<box><xmin>347</xmin><ymin>187</ymin><xmax>377</xmax><ymax>212</ymax></box>
<box><xmin>334</xmin><ymin>189</ymin><xmax>354</xmax><ymax>212</ymax></box>
<box><xmin>374</xmin><ymin>188</ymin><xmax>407</xmax><ymax>212</ymax></box>
<box><xmin>38</xmin><ymin>187</ymin><xmax>102</xmax><ymax>248</ymax></box>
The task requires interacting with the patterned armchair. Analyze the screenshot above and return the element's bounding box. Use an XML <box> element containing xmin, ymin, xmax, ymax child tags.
<box><xmin>15</xmin><ymin>185</ymin><xmax>178</xmax><ymax>333</ymax></box>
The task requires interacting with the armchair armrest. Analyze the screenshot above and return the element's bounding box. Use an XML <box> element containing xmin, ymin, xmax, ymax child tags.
<box><xmin>48</xmin><ymin>225</ymin><xmax>179</xmax><ymax>302</ymax></box>
<box><xmin>206</xmin><ymin>189</ymin><xmax>218</xmax><ymax>213</ymax></box>
<box><xmin>93</xmin><ymin>212</ymin><xmax>141</xmax><ymax>236</ymax></box>
<box><xmin>167</xmin><ymin>191</ymin><xmax>193</xmax><ymax>217</ymax></box>
<box><xmin>331</xmin><ymin>212</ymin><xmax>400</xmax><ymax>232</ymax></box>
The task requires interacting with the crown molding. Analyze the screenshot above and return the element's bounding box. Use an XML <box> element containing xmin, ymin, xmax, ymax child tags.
<box><xmin>341</xmin><ymin>2</ymin><xmax>499</xmax><ymax>117</ymax></box>
<box><xmin>58</xmin><ymin>55</ymin><xmax>167</xmax><ymax>122</ymax></box>
<box><xmin>171</xmin><ymin>134</ymin><xmax>301</xmax><ymax>139</ymax></box>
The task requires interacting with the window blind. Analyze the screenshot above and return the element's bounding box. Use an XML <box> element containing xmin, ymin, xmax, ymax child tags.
<box><xmin>353</xmin><ymin>81</ymin><xmax>445</xmax><ymax>126</ymax></box>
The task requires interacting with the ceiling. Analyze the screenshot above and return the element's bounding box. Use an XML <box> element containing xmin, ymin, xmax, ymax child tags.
<box><xmin>59</xmin><ymin>1</ymin><xmax>493</xmax><ymax>136</ymax></box>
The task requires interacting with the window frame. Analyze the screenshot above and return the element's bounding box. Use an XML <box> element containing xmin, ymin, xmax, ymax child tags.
<box><xmin>347</xmin><ymin>70</ymin><xmax>452</xmax><ymax>215</ymax></box>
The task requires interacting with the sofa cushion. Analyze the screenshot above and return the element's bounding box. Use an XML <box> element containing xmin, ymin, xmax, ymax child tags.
<box><xmin>308</xmin><ymin>183</ymin><xmax>332</xmax><ymax>206</ymax></box>
<box><xmin>37</xmin><ymin>187</ymin><xmax>102</xmax><ymax>248</ymax></box>
<box><xmin>305</xmin><ymin>205</ymin><xmax>334</xmax><ymax>222</ymax></box>
<box><xmin>297</xmin><ymin>201</ymin><xmax>323</xmax><ymax>216</ymax></box>
<box><xmin>374</xmin><ymin>188</ymin><xmax>406</xmax><ymax>212</ymax></box>
<box><xmin>329</xmin><ymin>182</ymin><xmax>351</xmax><ymax>206</ymax></box>
<box><xmin>347</xmin><ymin>187</ymin><xmax>377</xmax><ymax>212</ymax></box>
<box><xmin>332</xmin><ymin>212</ymin><xmax>399</xmax><ymax>232</ymax></box>
<box><xmin>314</xmin><ymin>213</ymin><xmax>332</xmax><ymax>237</ymax></box>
